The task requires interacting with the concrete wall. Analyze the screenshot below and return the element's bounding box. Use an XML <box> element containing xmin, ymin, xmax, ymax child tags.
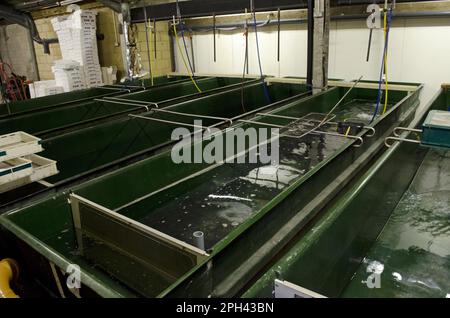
<box><xmin>0</xmin><ymin>24</ymin><xmax>39</xmax><ymax>81</ymax></box>
<box><xmin>175</xmin><ymin>17</ymin><xmax>450</xmax><ymax>109</ymax></box>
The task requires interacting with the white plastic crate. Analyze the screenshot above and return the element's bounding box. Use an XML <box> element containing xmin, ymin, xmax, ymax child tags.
<box><xmin>0</xmin><ymin>131</ymin><xmax>43</xmax><ymax>162</ymax></box>
<box><xmin>26</xmin><ymin>154</ymin><xmax>58</xmax><ymax>182</ymax></box>
<box><xmin>0</xmin><ymin>157</ymin><xmax>33</xmax><ymax>186</ymax></box>
<box><xmin>0</xmin><ymin>154</ymin><xmax>58</xmax><ymax>193</ymax></box>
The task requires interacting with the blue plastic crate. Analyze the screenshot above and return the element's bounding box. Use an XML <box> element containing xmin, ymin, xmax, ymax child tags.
<box><xmin>422</xmin><ymin>110</ymin><xmax>450</xmax><ymax>148</ymax></box>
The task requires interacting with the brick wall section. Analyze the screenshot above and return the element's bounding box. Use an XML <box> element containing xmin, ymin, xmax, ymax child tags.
<box><xmin>135</xmin><ymin>21</ymin><xmax>173</xmax><ymax>77</ymax></box>
<box><xmin>33</xmin><ymin>18</ymin><xmax>61</xmax><ymax>80</ymax></box>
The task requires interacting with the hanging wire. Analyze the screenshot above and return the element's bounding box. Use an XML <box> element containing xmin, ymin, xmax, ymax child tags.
<box><xmin>142</xmin><ymin>7</ymin><xmax>154</xmax><ymax>86</ymax></box>
<box><xmin>172</xmin><ymin>17</ymin><xmax>202</xmax><ymax>93</ymax></box>
<box><xmin>176</xmin><ymin>0</ymin><xmax>196</xmax><ymax>78</ymax></box>
<box><xmin>382</xmin><ymin>8</ymin><xmax>392</xmax><ymax>114</ymax></box>
<box><xmin>181</xmin><ymin>24</ymin><xmax>195</xmax><ymax>75</ymax></box>
<box><xmin>241</xmin><ymin>11</ymin><xmax>249</xmax><ymax>113</ymax></box>
<box><xmin>370</xmin><ymin>3</ymin><xmax>393</xmax><ymax>123</ymax></box>
<box><xmin>251</xmin><ymin>0</ymin><xmax>271</xmax><ymax>104</ymax></box>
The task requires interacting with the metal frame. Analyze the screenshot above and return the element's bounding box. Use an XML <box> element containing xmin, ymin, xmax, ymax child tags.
<box><xmin>385</xmin><ymin>127</ymin><xmax>422</xmax><ymax>148</ymax></box>
<box><xmin>146</xmin><ymin>108</ymin><xmax>234</xmax><ymax>126</ymax></box>
<box><xmin>95</xmin><ymin>98</ymin><xmax>156</xmax><ymax>112</ymax></box>
<box><xmin>70</xmin><ymin>193</ymin><xmax>209</xmax><ymax>260</ymax></box>
<box><xmin>237</xmin><ymin>110</ymin><xmax>373</xmax><ymax>147</ymax></box>
<box><xmin>237</xmin><ymin>118</ymin><xmax>365</xmax><ymax>147</ymax></box>
<box><xmin>274</xmin><ymin>279</ymin><xmax>327</xmax><ymax>298</ymax></box>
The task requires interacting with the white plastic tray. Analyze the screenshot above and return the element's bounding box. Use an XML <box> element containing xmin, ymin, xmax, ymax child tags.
<box><xmin>0</xmin><ymin>154</ymin><xmax>58</xmax><ymax>193</ymax></box>
<box><xmin>0</xmin><ymin>157</ymin><xmax>33</xmax><ymax>185</ymax></box>
<box><xmin>0</xmin><ymin>131</ymin><xmax>43</xmax><ymax>162</ymax></box>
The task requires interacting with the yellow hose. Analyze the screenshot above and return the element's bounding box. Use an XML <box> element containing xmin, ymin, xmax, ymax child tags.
<box><xmin>172</xmin><ymin>18</ymin><xmax>202</xmax><ymax>93</ymax></box>
<box><xmin>345</xmin><ymin>126</ymin><xmax>351</xmax><ymax>137</ymax></box>
<box><xmin>0</xmin><ymin>258</ymin><xmax>19</xmax><ymax>298</ymax></box>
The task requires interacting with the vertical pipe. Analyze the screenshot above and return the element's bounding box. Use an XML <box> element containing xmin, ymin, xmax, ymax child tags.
<box><xmin>277</xmin><ymin>8</ymin><xmax>281</xmax><ymax>62</ymax></box>
<box><xmin>245</xmin><ymin>9</ymin><xmax>249</xmax><ymax>74</ymax></box>
<box><xmin>306</xmin><ymin>0</ymin><xmax>314</xmax><ymax>90</ymax></box>
<box><xmin>169</xmin><ymin>31</ymin><xmax>176</xmax><ymax>72</ymax></box>
<box><xmin>193</xmin><ymin>231</ymin><xmax>205</xmax><ymax>250</ymax></box>
<box><xmin>143</xmin><ymin>7</ymin><xmax>153</xmax><ymax>84</ymax></box>
<box><xmin>366</xmin><ymin>28</ymin><xmax>373</xmax><ymax>62</ymax></box>
<box><xmin>213</xmin><ymin>13</ymin><xmax>216</xmax><ymax>62</ymax></box>
<box><xmin>153</xmin><ymin>19</ymin><xmax>157</xmax><ymax>59</ymax></box>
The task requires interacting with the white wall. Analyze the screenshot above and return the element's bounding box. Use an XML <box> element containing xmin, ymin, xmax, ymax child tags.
<box><xmin>175</xmin><ymin>17</ymin><xmax>450</xmax><ymax>110</ymax></box>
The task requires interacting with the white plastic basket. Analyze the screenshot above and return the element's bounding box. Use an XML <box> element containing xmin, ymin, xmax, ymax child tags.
<box><xmin>0</xmin><ymin>157</ymin><xmax>33</xmax><ymax>186</ymax></box>
<box><xmin>0</xmin><ymin>154</ymin><xmax>58</xmax><ymax>193</ymax></box>
<box><xmin>0</xmin><ymin>131</ymin><xmax>43</xmax><ymax>162</ymax></box>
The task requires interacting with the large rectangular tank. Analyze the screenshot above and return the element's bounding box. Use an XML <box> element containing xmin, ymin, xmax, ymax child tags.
<box><xmin>244</xmin><ymin>85</ymin><xmax>448</xmax><ymax>299</ymax></box>
<box><xmin>0</xmin><ymin>80</ymin><xmax>422</xmax><ymax>298</ymax></box>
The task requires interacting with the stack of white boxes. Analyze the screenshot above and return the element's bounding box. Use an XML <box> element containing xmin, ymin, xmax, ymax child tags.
<box><xmin>101</xmin><ymin>66</ymin><xmax>118</xmax><ymax>85</ymax></box>
<box><xmin>29</xmin><ymin>80</ymin><xmax>64</xmax><ymax>98</ymax></box>
<box><xmin>52</xmin><ymin>60</ymin><xmax>86</xmax><ymax>92</ymax></box>
<box><xmin>51</xmin><ymin>9</ymin><xmax>103</xmax><ymax>91</ymax></box>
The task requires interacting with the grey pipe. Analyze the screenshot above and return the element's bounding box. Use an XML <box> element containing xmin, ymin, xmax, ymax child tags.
<box><xmin>97</xmin><ymin>0</ymin><xmax>121</xmax><ymax>13</ymax></box>
<box><xmin>193</xmin><ymin>231</ymin><xmax>205</xmax><ymax>250</ymax></box>
<box><xmin>143</xmin><ymin>7</ymin><xmax>153</xmax><ymax>82</ymax></box>
<box><xmin>183</xmin><ymin>10</ymin><xmax>450</xmax><ymax>32</ymax></box>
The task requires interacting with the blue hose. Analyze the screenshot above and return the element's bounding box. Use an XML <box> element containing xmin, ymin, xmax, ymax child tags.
<box><xmin>252</xmin><ymin>10</ymin><xmax>272</xmax><ymax>104</ymax></box>
<box><xmin>370</xmin><ymin>9</ymin><xmax>392</xmax><ymax>123</ymax></box>
<box><xmin>176</xmin><ymin>0</ymin><xmax>197</xmax><ymax>81</ymax></box>
<box><xmin>180</xmin><ymin>24</ymin><xmax>195</xmax><ymax>77</ymax></box>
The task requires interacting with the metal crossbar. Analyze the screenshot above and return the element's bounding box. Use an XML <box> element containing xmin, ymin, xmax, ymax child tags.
<box><xmin>129</xmin><ymin>113</ymin><xmax>210</xmax><ymax>130</ymax></box>
<box><xmin>95</xmin><ymin>98</ymin><xmax>158</xmax><ymax>111</ymax></box>
<box><xmin>237</xmin><ymin>118</ymin><xmax>364</xmax><ymax>147</ymax></box>
<box><xmin>147</xmin><ymin>108</ymin><xmax>233</xmax><ymax>126</ymax></box>
<box><xmin>255</xmin><ymin>112</ymin><xmax>376</xmax><ymax>137</ymax></box>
